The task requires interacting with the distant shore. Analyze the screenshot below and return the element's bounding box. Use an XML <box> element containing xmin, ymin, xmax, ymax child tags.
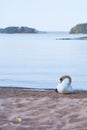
<box><xmin>0</xmin><ymin>87</ymin><xmax>87</xmax><ymax>129</ymax></box>
<box><xmin>0</xmin><ymin>26</ymin><xmax>38</xmax><ymax>33</ymax></box>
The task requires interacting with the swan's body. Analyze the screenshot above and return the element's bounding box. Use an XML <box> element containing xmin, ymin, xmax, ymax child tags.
<box><xmin>56</xmin><ymin>75</ymin><xmax>74</xmax><ymax>93</ymax></box>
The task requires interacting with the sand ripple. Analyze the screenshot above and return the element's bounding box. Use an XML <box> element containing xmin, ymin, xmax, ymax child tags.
<box><xmin>0</xmin><ymin>88</ymin><xmax>87</xmax><ymax>130</ymax></box>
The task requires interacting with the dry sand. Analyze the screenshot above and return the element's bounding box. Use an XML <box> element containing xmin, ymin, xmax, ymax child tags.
<box><xmin>0</xmin><ymin>87</ymin><xmax>87</xmax><ymax>130</ymax></box>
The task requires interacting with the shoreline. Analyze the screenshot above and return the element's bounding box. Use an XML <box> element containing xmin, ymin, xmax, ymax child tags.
<box><xmin>0</xmin><ymin>86</ymin><xmax>55</xmax><ymax>91</ymax></box>
<box><xmin>0</xmin><ymin>86</ymin><xmax>87</xmax><ymax>98</ymax></box>
<box><xmin>0</xmin><ymin>87</ymin><xmax>87</xmax><ymax>129</ymax></box>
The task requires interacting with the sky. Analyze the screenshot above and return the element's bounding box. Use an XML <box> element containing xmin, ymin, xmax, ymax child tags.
<box><xmin>0</xmin><ymin>0</ymin><xmax>87</xmax><ymax>31</ymax></box>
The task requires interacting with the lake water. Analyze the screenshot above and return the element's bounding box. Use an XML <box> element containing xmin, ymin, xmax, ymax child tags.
<box><xmin>0</xmin><ymin>32</ymin><xmax>87</xmax><ymax>90</ymax></box>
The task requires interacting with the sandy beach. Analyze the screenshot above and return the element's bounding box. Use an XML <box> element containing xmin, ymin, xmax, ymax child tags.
<box><xmin>0</xmin><ymin>88</ymin><xmax>87</xmax><ymax>130</ymax></box>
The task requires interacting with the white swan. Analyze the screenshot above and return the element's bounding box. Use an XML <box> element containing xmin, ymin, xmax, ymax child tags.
<box><xmin>56</xmin><ymin>75</ymin><xmax>74</xmax><ymax>93</ymax></box>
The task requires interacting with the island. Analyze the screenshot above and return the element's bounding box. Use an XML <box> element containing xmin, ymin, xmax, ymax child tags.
<box><xmin>69</xmin><ymin>23</ymin><xmax>87</xmax><ymax>34</ymax></box>
<box><xmin>0</xmin><ymin>26</ymin><xmax>38</xmax><ymax>33</ymax></box>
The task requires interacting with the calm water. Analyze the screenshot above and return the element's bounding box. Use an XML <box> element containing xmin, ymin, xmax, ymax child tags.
<box><xmin>0</xmin><ymin>32</ymin><xmax>87</xmax><ymax>90</ymax></box>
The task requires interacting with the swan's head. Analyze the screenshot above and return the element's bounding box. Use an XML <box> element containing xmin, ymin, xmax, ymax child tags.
<box><xmin>59</xmin><ymin>78</ymin><xmax>63</xmax><ymax>83</ymax></box>
<box><xmin>59</xmin><ymin>75</ymin><xmax>72</xmax><ymax>86</ymax></box>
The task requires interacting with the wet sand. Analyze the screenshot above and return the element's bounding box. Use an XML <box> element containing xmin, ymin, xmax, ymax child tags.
<box><xmin>0</xmin><ymin>87</ymin><xmax>87</xmax><ymax>130</ymax></box>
